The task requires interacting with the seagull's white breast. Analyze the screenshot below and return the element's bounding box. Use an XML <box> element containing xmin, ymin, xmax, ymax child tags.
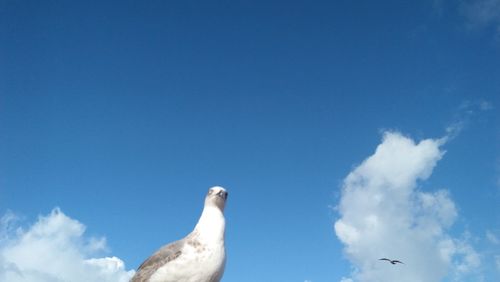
<box><xmin>149</xmin><ymin>205</ymin><xmax>226</xmax><ymax>282</ymax></box>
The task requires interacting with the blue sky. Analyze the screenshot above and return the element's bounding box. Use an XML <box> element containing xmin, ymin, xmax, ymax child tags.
<box><xmin>0</xmin><ymin>1</ymin><xmax>499</xmax><ymax>281</ymax></box>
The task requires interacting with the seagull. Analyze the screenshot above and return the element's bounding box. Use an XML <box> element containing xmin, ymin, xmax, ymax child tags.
<box><xmin>131</xmin><ymin>186</ymin><xmax>228</xmax><ymax>282</ymax></box>
<box><xmin>379</xmin><ymin>258</ymin><xmax>404</xmax><ymax>265</ymax></box>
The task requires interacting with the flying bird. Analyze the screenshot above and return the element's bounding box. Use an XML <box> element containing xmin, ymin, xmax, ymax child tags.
<box><xmin>379</xmin><ymin>258</ymin><xmax>404</xmax><ymax>265</ymax></box>
<box><xmin>131</xmin><ymin>186</ymin><xmax>228</xmax><ymax>282</ymax></box>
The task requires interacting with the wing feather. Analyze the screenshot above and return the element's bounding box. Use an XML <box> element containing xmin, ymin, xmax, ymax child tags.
<box><xmin>130</xmin><ymin>239</ymin><xmax>185</xmax><ymax>282</ymax></box>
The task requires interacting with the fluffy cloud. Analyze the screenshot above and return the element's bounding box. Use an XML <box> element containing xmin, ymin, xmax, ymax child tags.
<box><xmin>334</xmin><ymin>132</ymin><xmax>480</xmax><ymax>282</ymax></box>
<box><xmin>0</xmin><ymin>208</ymin><xmax>134</xmax><ymax>282</ymax></box>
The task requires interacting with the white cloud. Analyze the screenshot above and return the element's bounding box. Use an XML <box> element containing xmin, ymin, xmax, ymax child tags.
<box><xmin>460</xmin><ymin>0</ymin><xmax>500</xmax><ymax>39</ymax></box>
<box><xmin>444</xmin><ymin>99</ymin><xmax>494</xmax><ymax>142</ymax></box>
<box><xmin>431</xmin><ymin>0</ymin><xmax>500</xmax><ymax>39</ymax></box>
<box><xmin>478</xmin><ymin>100</ymin><xmax>494</xmax><ymax>111</ymax></box>
<box><xmin>496</xmin><ymin>158</ymin><xmax>500</xmax><ymax>190</ymax></box>
<box><xmin>495</xmin><ymin>255</ymin><xmax>500</xmax><ymax>272</ymax></box>
<box><xmin>486</xmin><ymin>230</ymin><xmax>500</xmax><ymax>245</ymax></box>
<box><xmin>461</xmin><ymin>0</ymin><xmax>500</xmax><ymax>27</ymax></box>
<box><xmin>0</xmin><ymin>208</ymin><xmax>134</xmax><ymax>282</ymax></box>
<box><xmin>334</xmin><ymin>132</ymin><xmax>481</xmax><ymax>282</ymax></box>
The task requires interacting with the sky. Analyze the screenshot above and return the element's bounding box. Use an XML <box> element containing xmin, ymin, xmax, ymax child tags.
<box><xmin>0</xmin><ymin>0</ymin><xmax>499</xmax><ymax>281</ymax></box>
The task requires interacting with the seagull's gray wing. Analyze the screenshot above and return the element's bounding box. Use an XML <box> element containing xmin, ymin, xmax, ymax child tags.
<box><xmin>131</xmin><ymin>239</ymin><xmax>185</xmax><ymax>282</ymax></box>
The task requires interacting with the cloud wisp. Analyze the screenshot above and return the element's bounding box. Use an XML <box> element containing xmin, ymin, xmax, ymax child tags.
<box><xmin>460</xmin><ymin>0</ymin><xmax>500</xmax><ymax>39</ymax></box>
<box><xmin>0</xmin><ymin>208</ymin><xmax>134</xmax><ymax>282</ymax></box>
<box><xmin>334</xmin><ymin>132</ymin><xmax>480</xmax><ymax>282</ymax></box>
<box><xmin>461</xmin><ymin>0</ymin><xmax>500</xmax><ymax>28</ymax></box>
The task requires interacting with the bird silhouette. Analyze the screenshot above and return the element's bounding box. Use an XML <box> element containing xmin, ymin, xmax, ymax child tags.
<box><xmin>379</xmin><ymin>258</ymin><xmax>404</xmax><ymax>265</ymax></box>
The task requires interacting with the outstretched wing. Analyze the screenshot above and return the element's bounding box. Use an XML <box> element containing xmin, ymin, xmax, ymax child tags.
<box><xmin>379</xmin><ymin>258</ymin><xmax>391</xmax><ymax>262</ymax></box>
<box><xmin>392</xmin><ymin>260</ymin><xmax>404</xmax><ymax>264</ymax></box>
<box><xmin>130</xmin><ymin>239</ymin><xmax>185</xmax><ymax>282</ymax></box>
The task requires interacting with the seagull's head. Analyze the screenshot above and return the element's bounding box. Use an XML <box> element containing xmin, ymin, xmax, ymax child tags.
<box><xmin>205</xmin><ymin>186</ymin><xmax>228</xmax><ymax>212</ymax></box>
